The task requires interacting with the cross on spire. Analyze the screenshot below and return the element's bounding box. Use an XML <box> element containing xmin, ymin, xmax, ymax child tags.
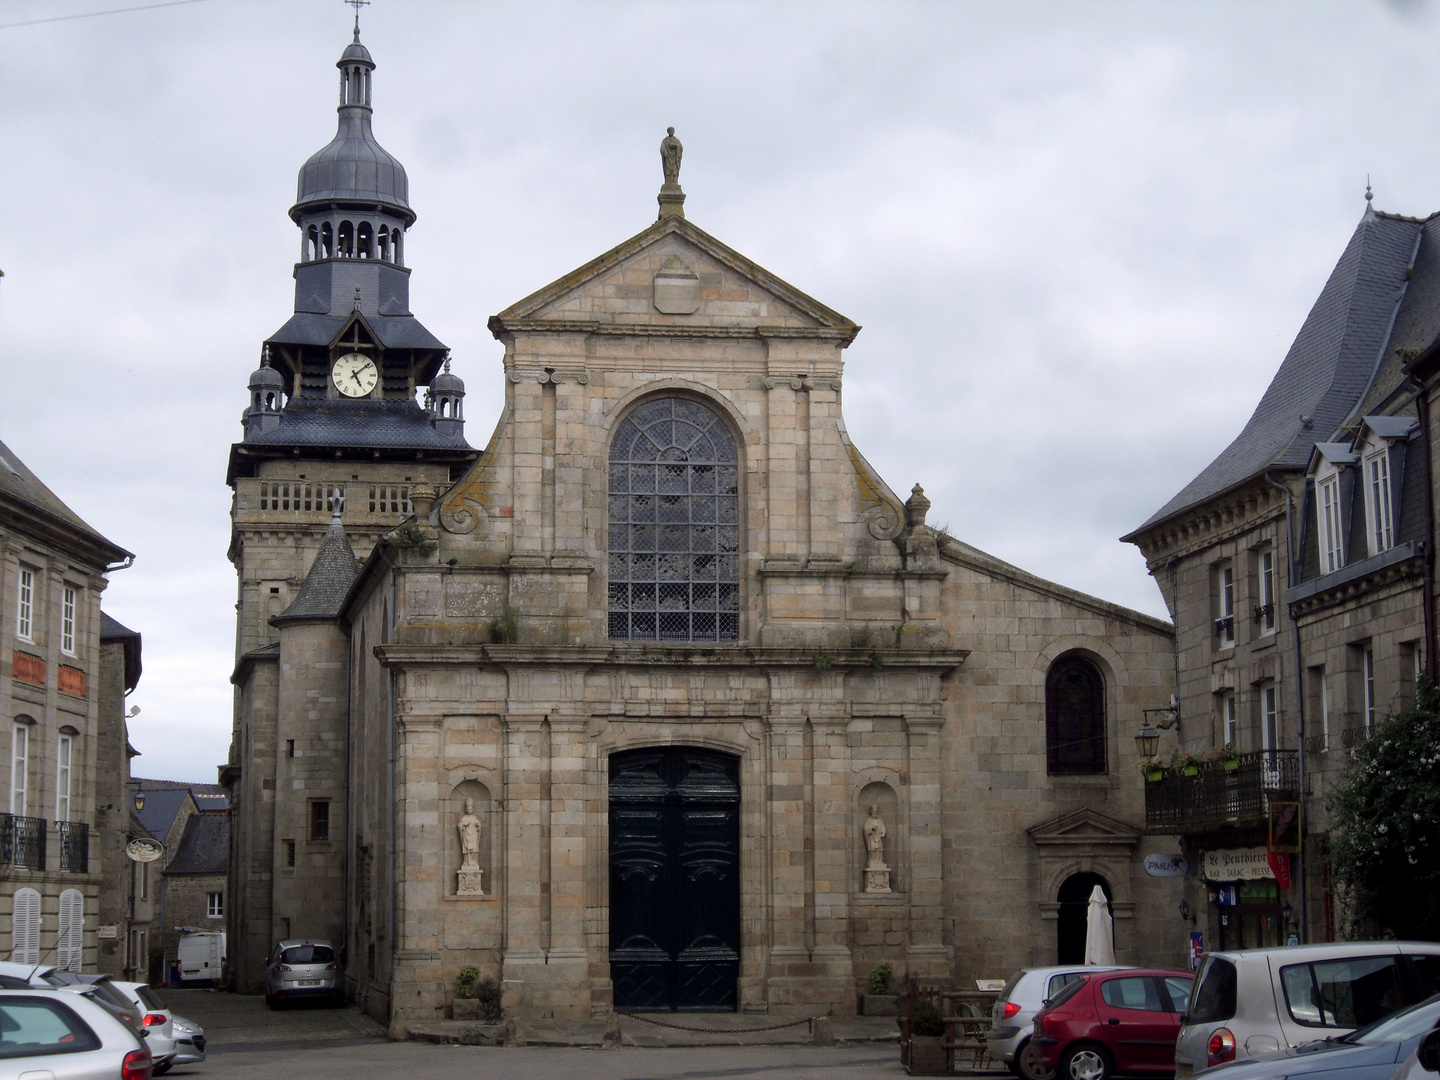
<box><xmin>345</xmin><ymin>0</ymin><xmax>369</xmax><ymax>41</ymax></box>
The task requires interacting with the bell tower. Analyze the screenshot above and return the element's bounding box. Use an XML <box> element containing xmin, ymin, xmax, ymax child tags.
<box><xmin>222</xmin><ymin>28</ymin><xmax>479</xmax><ymax>989</ymax></box>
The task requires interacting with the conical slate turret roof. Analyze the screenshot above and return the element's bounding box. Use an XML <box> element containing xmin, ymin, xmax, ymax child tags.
<box><xmin>271</xmin><ymin>513</ymin><xmax>362</xmax><ymax>624</ymax></box>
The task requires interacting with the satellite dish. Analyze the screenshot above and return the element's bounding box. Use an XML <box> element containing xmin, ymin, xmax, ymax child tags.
<box><xmin>126</xmin><ymin>838</ymin><xmax>164</xmax><ymax>863</ymax></box>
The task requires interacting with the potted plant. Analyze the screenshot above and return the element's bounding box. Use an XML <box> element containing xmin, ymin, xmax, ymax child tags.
<box><xmin>907</xmin><ymin>996</ymin><xmax>948</xmax><ymax>1075</ymax></box>
<box><xmin>452</xmin><ymin>967</ymin><xmax>503</xmax><ymax>1023</ymax></box>
<box><xmin>1215</xmin><ymin>744</ymin><xmax>1241</xmax><ymax>771</ymax></box>
<box><xmin>864</xmin><ymin>962</ymin><xmax>899</xmax><ymax>1016</ymax></box>
<box><xmin>1171</xmin><ymin>749</ymin><xmax>1200</xmax><ymax>777</ymax></box>
<box><xmin>1138</xmin><ymin>760</ymin><xmax>1164</xmax><ymax>783</ymax></box>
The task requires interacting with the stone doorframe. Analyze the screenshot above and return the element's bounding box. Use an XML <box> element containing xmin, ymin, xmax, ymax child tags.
<box><xmin>1027</xmin><ymin>808</ymin><xmax>1140</xmax><ymax>965</ymax></box>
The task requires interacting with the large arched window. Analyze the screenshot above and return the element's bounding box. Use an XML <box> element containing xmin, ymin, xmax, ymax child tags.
<box><xmin>1046</xmin><ymin>653</ymin><xmax>1106</xmax><ymax>775</ymax></box>
<box><xmin>609</xmin><ymin>397</ymin><xmax>739</xmax><ymax>642</ymax></box>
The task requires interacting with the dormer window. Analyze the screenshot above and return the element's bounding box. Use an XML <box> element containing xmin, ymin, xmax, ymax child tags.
<box><xmin>1318</xmin><ymin>474</ymin><xmax>1344</xmax><ymax>574</ymax></box>
<box><xmin>1364</xmin><ymin>448</ymin><xmax>1394</xmax><ymax>555</ymax></box>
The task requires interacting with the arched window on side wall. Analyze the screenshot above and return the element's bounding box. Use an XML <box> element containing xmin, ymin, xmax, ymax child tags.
<box><xmin>1046</xmin><ymin>653</ymin><xmax>1106</xmax><ymax>775</ymax></box>
<box><xmin>608</xmin><ymin>396</ymin><xmax>739</xmax><ymax>643</ymax></box>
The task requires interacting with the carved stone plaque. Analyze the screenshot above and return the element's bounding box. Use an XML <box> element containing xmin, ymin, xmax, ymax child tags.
<box><xmin>653</xmin><ymin>256</ymin><xmax>701</xmax><ymax>314</ymax></box>
<box><xmin>457</xmin><ymin>870</ymin><xmax>485</xmax><ymax>896</ymax></box>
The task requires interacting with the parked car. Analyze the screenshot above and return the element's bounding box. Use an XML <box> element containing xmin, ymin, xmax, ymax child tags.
<box><xmin>1391</xmin><ymin>1023</ymin><xmax>1440</xmax><ymax>1080</ymax></box>
<box><xmin>0</xmin><ymin>987</ymin><xmax>151</xmax><ymax>1079</ymax></box>
<box><xmin>47</xmin><ymin>973</ymin><xmax>147</xmax><ymax>1037</ymax></box>
<box><xmin>176</xmin><ymin>932</ymin><xmax>226</xmax><ymax>986</ymax></box>
<box><xmin>1198</xmin><ymin>992</ymin><xmax>1440</xmax><ymax>1080</ymax></box>
<box><xmin>1175</xmin><ymin>942</ymin><xmax>1440</xmax><ymax>1076</ymax></box>
<box><xmin>265</xmin><ymin>939</ymin><xmax>343</xmax><ymax>1008</ymax></box>
<box><xmin>1032</xmin><ymin>969</ymin><xmax>1194</xmax><ymax>1080</ymax></box>
<box><xmin>109</xmin><ymin>981</ymin><xmax>202</xmax><ymax>1075</ymax></box>
<box><xmin>170</xmin><ymin>1014</ymin><xmax>207</xmax><ymax>1069</ymax></box>
<box><xmin>990</xmin><ymin>965</ymin><xmax>1134</xmax><ymax>1080</ymax></box>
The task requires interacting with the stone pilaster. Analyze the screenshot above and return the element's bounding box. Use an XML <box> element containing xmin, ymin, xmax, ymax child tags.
<box><xmin>905</xmin><ymin>712</ymin><xmax>950</xmax><ymax>980</ymax></box>
<box><xmin>501</xmin><ymin>717</ymin><xmax>547</xmax><ymax>1013</ymax></box>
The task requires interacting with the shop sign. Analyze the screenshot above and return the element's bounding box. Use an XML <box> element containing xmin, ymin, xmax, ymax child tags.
<box><xmin>97</xmin><ymin>925</ymin><xmax>118</xmax><ymax>939</ymax></box>
<box><xmin>1189</xmin><ymin>931</ymin><xmax>1205</xmax><ymax>970</ymax></box>
<box><xmin>1144</xmin><ymin>854</ymin><xmax>1189</xmax><ymax>877</ymax></box>
<box><xmin>1200</xmin><ymin>847</ymin><xmax>1274</xmax><ymax>881</ymax></box>
<box><xmin>1212</xmin><ymin>885</ymin><xmax>1238</xmax><ymax>906</ymax></box>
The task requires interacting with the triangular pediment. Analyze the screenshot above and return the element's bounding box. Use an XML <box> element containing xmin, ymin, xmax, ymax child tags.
<box><xmin>489</xmin><ymin>215</ymin><xmax>859</xmax><ymax>343</ymax></box>
<box><xmin>1027</xmin><ymin>808</ymin><xmax>1142</xmax><ymax>850</ymax></box>
<box><xmin>329</xmin><ymin>309</ymin><xmax>384</xmax><ymax>355</ymax></box>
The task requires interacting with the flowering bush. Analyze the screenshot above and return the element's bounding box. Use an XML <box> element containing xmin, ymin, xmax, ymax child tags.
<box><xmin>1329</xmin><ymin>680</ymin><xmax>1440</xmax><ymax>940</ymax></box>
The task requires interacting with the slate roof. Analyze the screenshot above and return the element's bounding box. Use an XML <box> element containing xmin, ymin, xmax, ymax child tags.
<box><xmin>132</xmin><ymin>788</ymin><xmax>191</xmax><ymax>841</ymax></box>
<box><xmin>0</xmin><ymin>439</ymin><xmax>131</xmax><ymax>560</ymax></box>
<box><xmin>243</xmin><ymin>397</ymin><xmax>469</xmax><ymax>450</ymax></box>
<box><xmin>100</xmin><ymin>612</ymin><xmax>142</xmax><ymax>691</ymax></box>
<box><xmin>164</xmin><ymin>813</ymin><xmax>228</xmax><ymax>876</ymax></box>
<box><xmin>1129</xmin><ymin>208</ymin><xmax>1425</xmax><ymax>536</ymax></box>
<box><xmin>272</xmin><ymin>514</ymin><xmax>362</xmax><ymax>624</ymax></box>
<box><xmin>265</xmin><ymin>312</ymin><xmax>444</xmax><ymax>352</ymax></box>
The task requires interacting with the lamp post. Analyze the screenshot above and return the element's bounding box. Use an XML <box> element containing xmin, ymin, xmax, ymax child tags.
<box><xmin>1135</xmin><ymin>719</ymin><xmax>1160</xmax><ymax>761</ymax></box>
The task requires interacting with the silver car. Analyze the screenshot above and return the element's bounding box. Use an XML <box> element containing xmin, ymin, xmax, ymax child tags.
<box><xmin>109</xmin><ymin>981</ymin><xmax>205</xmax><ymax>1074</ymax></box>
<box><xmin>0</xmin><ymin>987</ymin><xmax>150</xmax><ymax>1079</ymax></box>
<box><xmin>1176</xmin><ymin>942</ymin><xmax>1440</xmax><ymax>1076</ymax></box>
<box><xmin>988</xmin><ymin>965</ymin><xmax>1131</xmax><ymax>1080</ymax></box>
<box><xmin>265</xmin><ymin>938</ymin><xmax>343</xmax><ymax>1008</ymax></box>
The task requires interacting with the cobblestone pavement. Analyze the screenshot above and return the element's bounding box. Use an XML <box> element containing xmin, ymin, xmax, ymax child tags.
<box><xmin>153</xmin><ymin>987</ymin><xmax>386</xmax><ymax>1051</ymax></box>
<box><xmin>188</xmin><ymin>1040</ymin><xmax>904</xmax><ymax>1079</ymax></box>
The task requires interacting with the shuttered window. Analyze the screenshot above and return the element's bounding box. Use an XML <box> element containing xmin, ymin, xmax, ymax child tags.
<box><xmin>11</xmin><ymin>888</ymin><xmax>40</xmax><ymax>964</ymax></box>
<box><xmin>57</xmin><ymin>889</ymin><xmax>83</xmax><ymax>972</ymax></box>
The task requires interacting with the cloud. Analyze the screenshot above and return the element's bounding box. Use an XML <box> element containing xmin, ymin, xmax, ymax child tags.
<box><xmin>2</xmin><ymin>0</ymin><xmax>1435</xmax><ymax>778</ymax></box>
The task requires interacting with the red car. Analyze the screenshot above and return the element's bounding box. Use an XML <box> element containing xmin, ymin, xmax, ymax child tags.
<box><xmin>1032</xmin><ymin>969</ymin><xmax>1194</xmax><ymax>1080</ymax></box>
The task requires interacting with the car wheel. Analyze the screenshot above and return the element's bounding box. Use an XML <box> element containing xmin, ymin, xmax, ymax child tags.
<box><xmin>1060</xmin><ymin>1044</ymin><xmax>1112</xmax><ymax>1080</ymax></box>
<box><xmin>153</xmin><ymin>1063</ymin><xmax>172</xmax><ymax>1076</ymax></box>
<box><xmin>1018</xmin><ymin>1038</ymin><xmax>1057</xmax><ymax>1080</ymax></box>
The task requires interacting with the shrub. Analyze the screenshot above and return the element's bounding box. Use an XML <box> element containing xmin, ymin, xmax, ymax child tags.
<box><xmin>869</xmin><ymin>962</ymin><xmax>894</xmax><ymax>995</ymax></box>
<box><xmin>472</xmin><ymin>977</ymin><xmax>502</xmax><ymax>1022</ymax></box>
<box><xmin>1329</xmin><ymin>681</ymin><xmax>1440</xmax><ymax>940</ymax></box>
<box><xmin>455</xmin><ymin>966</ymin><xmax>480</xmax><ymax>999</ymax></box>
<box><xmin>911</xmin><ymin>997</ymin><xmax>945</xmax><ymax>1037</ymax></box>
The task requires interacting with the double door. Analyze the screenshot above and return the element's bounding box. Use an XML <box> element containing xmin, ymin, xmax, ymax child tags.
<box><xmin>609</xmin><ymin>747</ymin><xmax>740</xmax><ymax>1011</ymax></box>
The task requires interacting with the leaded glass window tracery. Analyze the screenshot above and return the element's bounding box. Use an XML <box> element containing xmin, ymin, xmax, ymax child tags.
<box><xmin>608</xmin><ymin>397</ymin><xmax>739</xmax><ymax>642</ymax></box>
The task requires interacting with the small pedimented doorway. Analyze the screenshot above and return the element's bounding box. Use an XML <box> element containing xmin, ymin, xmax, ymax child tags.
<box><xmin>609</xmin><ymin>746</ymin><xmax>740</xmax><ymax>1011</ymax></box>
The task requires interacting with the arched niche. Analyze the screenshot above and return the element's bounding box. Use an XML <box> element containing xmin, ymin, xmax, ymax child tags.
<box><xmin>1056</xmin><ymin>871</ymin><xmax>1112</xmax><ymax>965</ymax></box>
<box><xmin>446</xmin><ymin>779</ymin><xmax>494</xmax><ymax>898</ymax></box>
<box><xmin>858</xmin><ymin>780</ymin><xmax>899</xmax><ymax>893</ymax></box>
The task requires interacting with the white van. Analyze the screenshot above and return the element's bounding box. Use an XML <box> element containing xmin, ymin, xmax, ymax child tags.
<box><xmin>1175</xmin><ymin>942</ymin><xmax>1440</xmax><ymax>1076</ymax></box>
<box><xmin>176</xmin><ymin>931</ymin><xmax>226</xmax><ymax>985</ymax></box>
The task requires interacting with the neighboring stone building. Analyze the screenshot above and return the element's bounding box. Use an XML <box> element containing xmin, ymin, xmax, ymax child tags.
<box><xmin>128</xmin><ymin>778</ymin><xmax>228</xmax><ymax>981</ymax></box>
<box><xmin>0</xmin><ymin>437</ymin><xmax>139</xmax><ymax>975</ymax></box>
<box><xmin>1124</xmin><ymin>192</ymin><xmax>1440</xmax><ymax>947</ymax></box>
<box><xmin>226</xmin><ymin>32</ymin><xmax>1180</xmax><ymax>1031</ymax></box>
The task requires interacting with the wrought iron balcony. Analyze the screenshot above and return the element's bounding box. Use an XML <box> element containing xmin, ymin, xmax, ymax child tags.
<box><xmin>0</xmin><ymin>814</ymin><xmax>47</xmax><ymax>870</ymax></box>
<box><xmin>57</xmin><ymin>821</ymin><xmax>88</xmax><ymax>873</ymax></box>
<box><xmin>1144</xmin><ymin>750</ymin><xmax>1300</xmax><ymax>833</ymax></box>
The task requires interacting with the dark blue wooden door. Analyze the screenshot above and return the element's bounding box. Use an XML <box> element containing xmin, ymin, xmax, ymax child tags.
<box><xmin>609</xmin><ymin>746</ymin><xmax>740</xmax><ymax>1011</ymax></box>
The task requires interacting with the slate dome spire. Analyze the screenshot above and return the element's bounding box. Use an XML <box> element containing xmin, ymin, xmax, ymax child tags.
<box><xmin>291</xmin><ymin>30</ymin><xmax>414</xmax><ymax>233</ymax></box>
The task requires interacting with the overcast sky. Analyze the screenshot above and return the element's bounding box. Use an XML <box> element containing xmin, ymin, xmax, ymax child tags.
<box><xmin>3</xmin><ymin>0</ymin><xmax>1438</xmax><ymax>782</ymax></box>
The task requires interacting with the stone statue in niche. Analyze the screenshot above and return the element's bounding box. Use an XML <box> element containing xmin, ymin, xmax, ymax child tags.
<box><xmin>863</xmin><ymin>803</ymin><xmax>891</xmax><ymax>893</ymax></box>
<box><xmin>457</xmin><ymin>797</ymin><xmax>484</xmax><ymax>896</ymax></box>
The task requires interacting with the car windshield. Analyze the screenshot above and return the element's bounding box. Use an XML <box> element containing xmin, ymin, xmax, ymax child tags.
<box><xmin>1190</xmin><ymin>957</ymin><xmax>1237</xmax><ymax>1024</ymax></box>
<box><xmin>133</xmin><ymin>986</ymin><xmax>165</xmax><ymax>1011</ymax></box>
<box><xmin>1000</xmin><ymin>971</ymin><xmax>1026</xmax><ymax>1003</ymax></box>
<box><xmin>0</xmin><ymin>998</ymin><xmax>101</xmax><ymax>1059</ymax></box>
<box><xmin>1346</xmin><ymin>994</ymin><xmax>1440</xmax><ymax>1046</ymax></box>
<box><xmin>281</xmin><ymin>945</ymin><xmax>334</xmax><ymax>965</ymax></box>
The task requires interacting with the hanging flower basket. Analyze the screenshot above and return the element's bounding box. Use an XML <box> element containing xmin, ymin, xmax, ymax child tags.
<box><xmin>1146</xmin><ymin>768</ymin><xmax>1164</xmax><ymax>782</ymax></box>
<box><xmin>1183</xmin><ymin>764</ymin><xmax>1199</xmax><ymax>777</ymax></box>
<box><xmin>1223</xmin><ymin>758</ymin><xmax>1240</xmax><ymax>772</ymax></box>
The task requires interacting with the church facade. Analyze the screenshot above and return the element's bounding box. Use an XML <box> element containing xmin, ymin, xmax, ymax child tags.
<box><xmin>225</xmin><ymin>32</ymin><xmax>1183</xmax><ymax>1032</ymax></box>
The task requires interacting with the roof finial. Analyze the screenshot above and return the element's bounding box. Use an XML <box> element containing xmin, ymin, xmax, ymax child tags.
<box><xmin>353</xmin><ymin>286</ymin><xmax>363</xmax><ymax>311</ymax></box>
<box><xmin>262</xmin><ymin>344</ymin><xmax>271</xmax><ymax>368</ymax></box>
<box><xmin>1366</xmin><ymin>174</ymin><xmax>1373</xmax><ymax>205</ymax></box>
<box><xmin>345</xmin><ymin>0</ymin><xmax>369</xmax><ymax>41</ymax></box>
<box><xmin>658</xmin><ymin>126</ymin><xmax>686</xmax><ymax>221</ymax></box>
<box><xmin>443</xmin><ymin>357</ymin><xmax>451</xmax><ymax>373</ymax></box>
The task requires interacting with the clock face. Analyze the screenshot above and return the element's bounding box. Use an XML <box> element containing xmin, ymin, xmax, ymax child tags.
<box><xmin>333</xmin><ymin>352</ymin><xmax>379</xmax><ymax>398</ymax></box>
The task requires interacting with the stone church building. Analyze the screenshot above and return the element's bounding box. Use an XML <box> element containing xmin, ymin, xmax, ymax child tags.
<box><xmin>225</xmin><ymin>32</ymin><xmax>1182</xmax><ymax>1030</ymax></box>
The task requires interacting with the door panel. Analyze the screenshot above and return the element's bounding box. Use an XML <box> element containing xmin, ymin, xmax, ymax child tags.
<box><xmin>1098</xmin><ymin>976</ymin><xmax>1177</xmax><ymax>1072</ymax></box>
<box><xmin>610</xmin><ymin>747</ymin><xmax>740</xmax><ymax>1011</ymax></box>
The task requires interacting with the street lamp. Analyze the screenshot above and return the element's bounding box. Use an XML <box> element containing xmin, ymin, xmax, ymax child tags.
<box><xmin>1135</xmin><ymin>720</ymin><xmax>1160</xmax><ymax>761</ymax></box>
<box><xmin>132</xmin><ymin>792</ymin><xmax>145</xmax><ymax>813</ymax></box>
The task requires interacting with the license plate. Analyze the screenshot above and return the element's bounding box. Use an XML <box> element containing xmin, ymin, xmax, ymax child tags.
<box><xmin>295</xmin><ymin>980</ymin><xmax>321</xmax><ymax>987</ymax></box>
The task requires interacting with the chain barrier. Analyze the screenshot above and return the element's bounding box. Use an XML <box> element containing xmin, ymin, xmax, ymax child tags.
<box><xmin>615</xmin><ymin>1010</ymin><xmax>818</xmax><ymax>1035</ymax></box>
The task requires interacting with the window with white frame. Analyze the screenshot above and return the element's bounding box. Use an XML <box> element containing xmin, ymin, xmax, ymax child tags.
<box><xmin>15</xmin><ymin>568</ymin><xmax>33</xmax><ymax>641</ymax></box>
<box><xmin>1220</xmin><ymin>690</ymin><xmax>1237</xmax><ymax>748</ymax></box>
<box><xmin>207</xmin><ymin>892</ymin><xmax>223</xmax><ymax>919</ymax></box>
<box><xmin>11</xmin><ymin>888</ymin><xmax>40</xmax><ymax>964</ymax></box>
<box><xmin>60</xmin><ymin>586</ymin><xmax>75</xmax><ymax>655</ymax></box>
<box><xmin>134</xmin><ymin>859</ymin><xmax>147</xmax><ymax>901</ymax></box>
<box><xmin>1260</xmin><ymin>680</ymin><xmax>1279</xmax><ymax>751</ymax></box>
<box><xmin>1365</xmin><ymin>449</ymin><xmax>1394</xmax><ymax>555</ymax></box>
<box><xmin>1319</xmin><ymin>475</ymin><xmax>1344</xmax><ymax>574</ymax></box>
<box><xmin>55</xmin><ymin>735</ymin><xmax>72</xmax><ymax>823</ymax></box>
<box><xmin>1364</xmin><ymin>645</ymin><xmax>1377</xmax><ymax>732</ymax></box>
<box><xmin>1319</xmin><ymin>669</ymin><xmax>1331</xmax><ymax>752</ymax></box>
<box><xmin>1216</xmin><ymin>563</ymin><xmax>1236</xmax><ymax>647</ymax></box>
<box><xmin>10</xmin><ymin>725</ymin><xmax>28</xmax><ymax>816</ymax></box>
<box><xmin>1257</xmin><ymin>549</ymin><xmax>1277</xmax><ymax>635</ymax></box>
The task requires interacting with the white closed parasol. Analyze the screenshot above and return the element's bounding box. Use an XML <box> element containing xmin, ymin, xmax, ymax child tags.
<box><xmin>1083</xmin><ymin>884</ymin><xmax>1115</xmax><ymax>965</ymax></box>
